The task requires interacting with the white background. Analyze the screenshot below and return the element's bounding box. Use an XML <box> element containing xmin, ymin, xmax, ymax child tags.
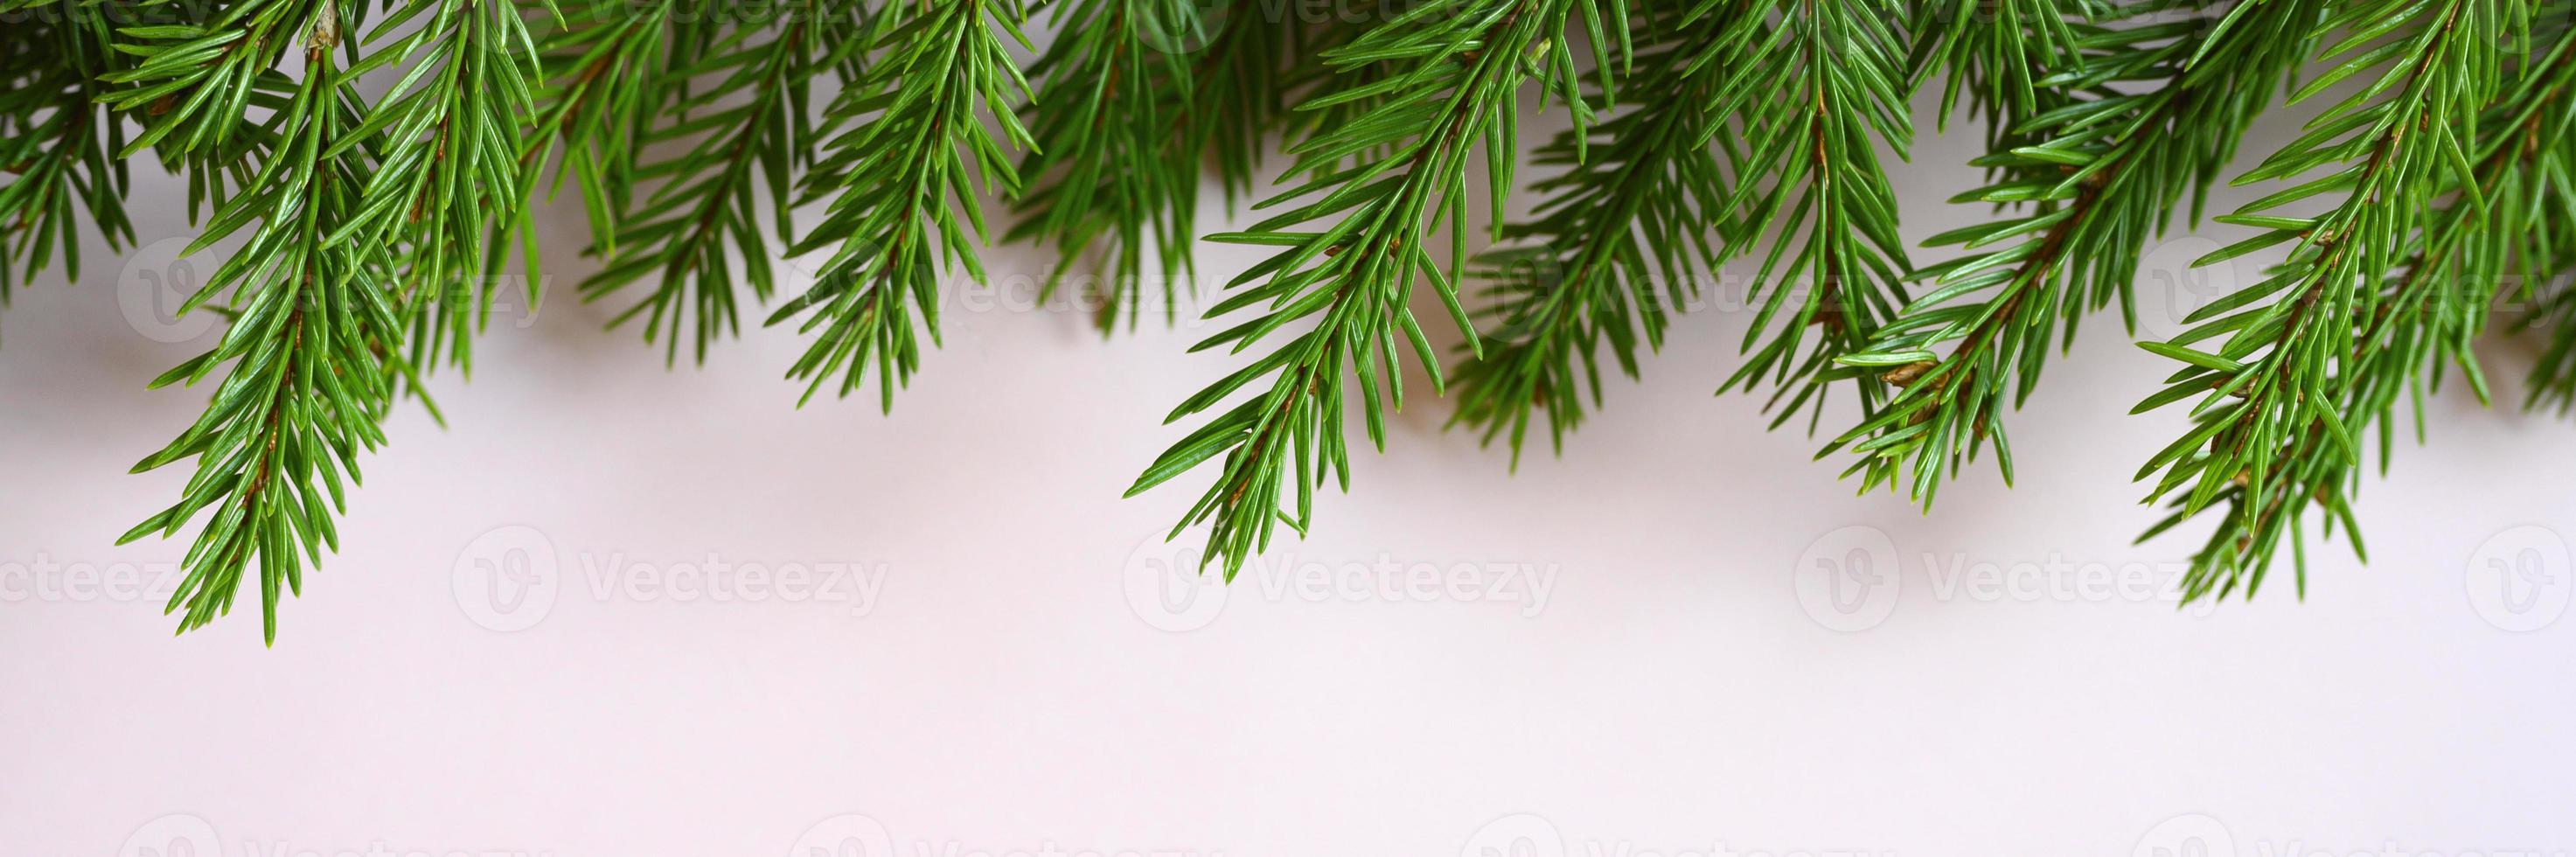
<box><xmin>3</xmin><ymin>28</ymin><xmax>2574</xmax><ymax>857</ymax></box>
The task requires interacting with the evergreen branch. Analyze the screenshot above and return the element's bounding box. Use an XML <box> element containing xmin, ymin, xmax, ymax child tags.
<box><xmin>2366</xmin><ymin>20</ymin><xmax>2576</xmax><ymax>419</ymax></box>
<box><xmin>110</xmin><ymin>1</ymin><xmax>404</xmax><ymax>642</ymax></box>
<box><xmin>1267</xmin><ymin>0</ymin><xmax>1407</xmax><ymax>178</ymax></box>
<box><xmin>1005</xmin><ymin>0</ymin><xmax>1209</xmax><ymax>332</ymax></box>
<box><xmin>1910</xmin><ymin>0</ymin><xmax>2106</xmax><ymax>127</ymax></box>
<box><xmin>334</xmin><ymin>0</ymin><xmax>544</xmax><ymax>377</ymax></box>
<box><xmin>2131</xmin><ymin>0</ymin><xmax>2538</xmax><ymax>602</ymax></box>
<box><xmin>0</xmin><ymin>3</ymin><xmax>139</xmax><ymax>317</ymax></box>
<box><xmin>1005</xmin><ymin>0</ymin><xmax>1299</xmax><ymax>334</ymax></box>
<box><xmin>1186</xmin><ymin>0</ymin><xmax>1298</xmax><ymax>205</ymax></box>
<box><xmin>1826</xmin><ymin>0</ymin><xmax>2322</xmax><ymax>507</ymax></box>
<box><xmin>767</xmin><ymin>0</ymin><xmax>1034</xmax><ymax>409</ymax></box>
<box><xmin>1447</xmin><ymin>0</ymin><xmax>1737</xmax><ymax>463</ymax></box>
<box><xmin>577</xmin><ymin>4</ymin><xmax>861</xmax><ymax>366</ymax></box>
<box><xmin>1126</xmin><ymin>0</ymin><xmax>1619</xmax><ymax>575</ymax></box>
<box><xmin>1713</xmin><ymin>0</ymin><xmax>1916</xmax><ymax>430</ymax></box>
<box><xmin>2526</xmin><ymin>282</ymin><xmax>2576</xmax><ymax>416</ymax></box>
<box><xmin>521</xmin><ymin>0</ymin><xmax>679</xmax><ymax>251</ymax></box>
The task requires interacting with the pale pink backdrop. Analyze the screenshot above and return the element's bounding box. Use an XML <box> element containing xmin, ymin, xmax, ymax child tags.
<box><xmin>3</xmin><ymin>66</ymin><xmax>2573</xmax><ymax>857</ymax></box>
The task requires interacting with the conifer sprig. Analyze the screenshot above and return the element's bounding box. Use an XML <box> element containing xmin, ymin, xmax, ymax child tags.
<box><xmin>1447</xmin><ymin>0</ymin><xmax>1735</xmax><ymax>462</ymax></box>
<box><xmin>1006</xmin><ymin>0</ymin><xmax>1209</xmax><ymax>332</ymax></box>
<box><xmin>1910</xmin><ymin>0</ymin><xmax>2102</xmax><ymax>127</ymax></box>
<box><xmin>575</xmin><ymin>3</ymin><xmax>862</xmax><ymax>366</ymax></box>
<box><xmin>2131</xmin><ymin>0</ymin><xmax>2535</xmax><ymax>601</ymax></box>
<box><xmin>520</xmin><ymin>0</ymin><xmax>680</xmax><ymax>250</ymax></box>
<box><xmin>2349</xmin><ymin>28</ymin><xmax>2576</xmax><ymax>441</ymax></box>
<box><xmin>1126</xmin><ymin>0</ymin><xmax>1620</xmax><ymax>575</ymax></box>
<box><xmin>1827</xmin><ymin>0</ymin><xmax>2323</xmax><ymax>507</ymax></box>
<box><xmin>1267</xmin><ymin>4</ymin><xmax>1402</xmax><ymax>176</ymax></box>
<box><xmin>2524</xmin><ymin>278</ymin><xmax>2576</xmax><ymax>415</ymax></box>
<box><xmin>109</xmin><ymin>0</ymin><xmax>404</xmax><ymax>643</ymax></box>
<box><xmin>0</xmin><ymin>2</ymin><xmax>138</xmax><ymax>314</ymax></box>
<box><xmin>336</xmin><ymin>0</ymin><xmax>545</xmax><ymax>376</ymax></box>
<box><xmin>766</xmin><ymin>0</ymin><xmax>1034</xmax><ymax>410</ymax></box>
<box><xmin>17</xmin><ymin>0</ymin><xmax>2576</xmax><ymax>638</ymax></box>
<box><xmin>1711</xmin><ymin>0</ymin><xmax>1916</xmax><ymax>430</ymax></box>
<box><xmin>1185</xmin><ymin>1</ymin><xmax>1298</xmax><ymax>204</ymax></box>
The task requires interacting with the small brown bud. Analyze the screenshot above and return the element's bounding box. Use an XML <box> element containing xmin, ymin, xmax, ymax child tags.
<box><xmin>1879</xmin><ymin>360</ymin><xmax>1938</xmax><ymax>386</ymax></box>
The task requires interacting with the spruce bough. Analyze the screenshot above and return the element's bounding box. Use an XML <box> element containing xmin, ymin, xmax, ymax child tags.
<box><xmin>3</xmin><ymin>0</ymin><xmax>2569</xmax><ymax>640</ymax></box>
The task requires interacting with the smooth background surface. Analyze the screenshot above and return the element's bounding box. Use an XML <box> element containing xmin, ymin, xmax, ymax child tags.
<box><xmin>4</xmin><ymin>41</ymin><xmax>2575</xmax><ymax>857</ymax></box>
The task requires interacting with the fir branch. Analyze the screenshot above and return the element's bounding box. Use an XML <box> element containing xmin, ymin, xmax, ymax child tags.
<box><xmin>110</xmin><ymin>0</ymin><xmax>405</xmax><ymax>642</ymax></box>
<box><xmin>1003</xmin><ymin>0</ymin><xmax>1299</xmax><ymax>334</ymax></box>
<box><xmin>1447</xmin><ymin>0</ymin><xmax>1737</xmax><ymax>463</ymax></box>
<box><xmin>0</xmin><ymin>3</ymin><xmax>139</xmax><ymax>312</ymax></box>
<box><xmin>1712</xmin><ymin>0</ymin><xmax>1916</xmax><ymax>430</ymax></box>
<box><xmin>521</xmin><ymin>0</ymin><xmax>680</xmax><ymax>250</ymax></box>
<box><xmin>1125</xmin><ymin>0</ymin><xmax>1620</xmax><ymax>575</ymax></box>
<box><xmin>1826</xmin><ymin>0</ymin><xmax>2322</xmax><ymax>507</ymax></box>
<box><xmin>334</xmin><ymin>0</ymin><xmax>545</xmax><ymax>377</ymax></box>
<box><xmin>576</xmin><ymin>3</ymin><xmax>862</xmax><ymax>366</ymax></box>
<box><xmin>2526</xmin><ymin>283</ymin><xmax>2576</xmax><ymax>416</ymax></box>
<box><xmin>1005</xmin><ymin>0</ymin><xmax>1208</xmax><ymax>332</ymax></box>
<box><xmin>2131</xmin><ymin>0</ymin><xmax>2539</xmax><ymax>602</ymax></box>
<box><xmin>767</xmin><ymin>0</ymin><xmax>1034</xmax><ymax>409</ymax></box>
<box><xmin>2364</xmin><ymin>22</ymin><xmax>2576</xmax><ymax>422</ymax></box>
<box><xmin>1910</xmin><ymin>0</ymin><xmax>2106</xmax><ymax>127</ymax></box>
<box><xmin>1186</xmin><ymin>0</ymin><xmax>1298</xmax><ymax>205</ymax></box>
<box><xmin>1267</xmin><ymin>0</ymin><xmax>1407</xmax><ymax>178</ymax></box>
